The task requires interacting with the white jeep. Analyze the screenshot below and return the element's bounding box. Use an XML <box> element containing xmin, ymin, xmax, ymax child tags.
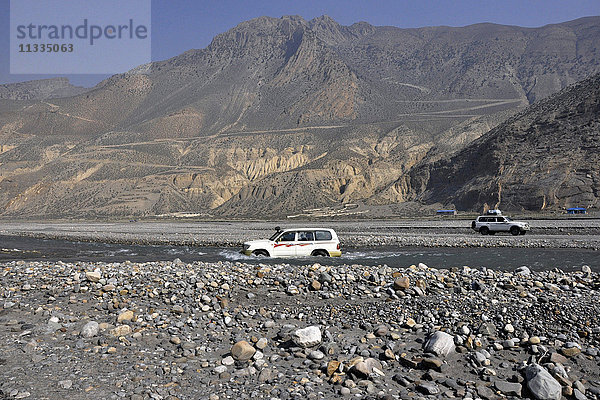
<box><xmin>242</xmin><ymin>227</ymin><xmax>341</xmax><ymax>257</ymax></box>
<box><xmin>471</xmin><ymin>214</ymin><xmax>530</xmax><ymax>236</ymax></box>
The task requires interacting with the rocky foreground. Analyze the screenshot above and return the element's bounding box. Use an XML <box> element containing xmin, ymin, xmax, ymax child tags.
<box><xmin>1</xmin><ymin>259</ymin><xmax>599</xmax><ymax>400</ymax></box>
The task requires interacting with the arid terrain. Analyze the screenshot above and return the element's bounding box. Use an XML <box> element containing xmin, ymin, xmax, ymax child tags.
<box><xmin>1</xmin><ymin>254</ymin><xmax>599</xmax><ymax>399</ymax></box>
<box><xmin>1</xmin><ymin>16</ymin><xmax>599</xmax><ymax>218</ymax></box>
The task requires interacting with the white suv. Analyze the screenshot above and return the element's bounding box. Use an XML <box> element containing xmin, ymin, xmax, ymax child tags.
<box><xmin>242</xmin><ymin>228</ymin><xmax>341</xmax><ymax>257</ymax></box>
<box><xmin>471</xmin><ymin>215</ymin><xmax>530</xmax><ymax>236</ymax></box>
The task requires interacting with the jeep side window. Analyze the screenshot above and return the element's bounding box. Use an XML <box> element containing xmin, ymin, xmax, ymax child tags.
<box><xmin>315</xmin><ymin>230</ymin><xmax>333</xmax><ymax>241</ymax></box>
<box><xmin>278</xmin><ymin>232</ymin><xmax>296</xmax><ymax>242</ymax></box>
<box><xmin>298</xmin><ymin>231</ymin><xmax>314</xmax><ymax>241</ymax></box>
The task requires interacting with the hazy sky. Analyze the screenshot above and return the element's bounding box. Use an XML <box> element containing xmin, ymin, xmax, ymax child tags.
<box><xmin>1</xmin><ymin>0</ymin><xmax>598</xmax><ymax>87</ymax></box>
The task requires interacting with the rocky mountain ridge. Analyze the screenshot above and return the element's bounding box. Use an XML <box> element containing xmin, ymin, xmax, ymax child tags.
<box><xmin>0</xmin><ymin>15</ymin><xmax>599</xmax><ymax>218</ymax></box>
<box><xmin>404</xmin><ymin>72</ymin><xmax>600</xmax><ymax>211</ymax></box>
<box><xmin>0</xmin><ymin>77</ymin><xmax>88</xmax><ymax>101</ymax></box>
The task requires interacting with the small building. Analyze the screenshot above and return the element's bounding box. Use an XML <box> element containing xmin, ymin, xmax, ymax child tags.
<box><xmin>566</xmin><ymin>207</ymin><xmax>587</xmax><ymax>214</ymax></box>
<box><xmin>436</xmin><ymin>209</ymin><xmax>457</xmax><ymax>216</ymax></box>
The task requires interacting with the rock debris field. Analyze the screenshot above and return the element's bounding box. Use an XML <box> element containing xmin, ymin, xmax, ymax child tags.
<box><xmin>1</xmin><ymin>258</ymin><xmax>599</xmax><ymax>400</ymax></box>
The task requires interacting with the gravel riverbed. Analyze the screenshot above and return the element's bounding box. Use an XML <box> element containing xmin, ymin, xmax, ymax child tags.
<box><xmin>1</xmin><ymin>258</ymin><xmax>599</xmax><ymax>400</ymax></box>
<box><xmin>1</xmin><ymin>220</ymin><xmax>600</xmax><ymax>249</ymax></box>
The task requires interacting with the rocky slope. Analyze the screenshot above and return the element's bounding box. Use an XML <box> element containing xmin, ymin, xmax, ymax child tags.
<box><xmin>0</xmin><ymin>78</ymin><xmax>88</xmax><ymax>101</ymax></box>
<box><xmin>0</xmin><ymin>16</ymin><xmax>599</xmax><ymax>218</ymax></box>
<box><xmin>403</xmin><ymin>72</ymin><xmax>600</xmax><ymax>211</ymax></box>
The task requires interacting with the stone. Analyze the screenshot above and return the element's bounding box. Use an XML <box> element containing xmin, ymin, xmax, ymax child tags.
<box><xmin>110</xmin><ymin>325</ymin><xmax>131</xmax><ymax>337</ymax></box>
<box><xmin>231</xmin><ymin>340</ymin><xmax>255</xmax><ymax>361</ymax></box>
<box><xmin>81</xmin><ymin>321</ymin><xmax>99</xmax><ymax>338</ymax></box>
<box><xmin>117</xmin><ymin>310</ymin><xmax>134</xmax><ymax>323</ymax></box>
<box><xmin>310</xmin><ymin>280</ymin><xmax>322</xmax><ymax>290</ymax></box>
<box><xmin>581</xmin><ymin>265</ymin><xmax>592</xmax><ymax>274</ymax></box>
<box><xmin>383</xmin><ymin>349</ymin><xmax>395</xmax><ymax>360</ymax></box>
<box><xmin>292</xmin><ymin>326</ymin><xmax>322</xmax><ymax>348</ymax></box>
<box><xmin>172</xmin><ymin>305</ymin><xmax>185</xmax><ymax>314</ymax></box>
<box><xmin>399</xmin><ymin>354</ymin><xmax>418</xmax><ymax>369</ymax></box>
<box><xmin>258</xmin><ymin>368</ymin><xmax>272</xmax><ymax>383</ymax></box>
<box><xmin>222</xmin><ymin>356</ymin><xmax>235</xmax><ymax>366</ymax></box>
<box><xmin>574</xmin><ymin>389</ymin><xmax>587</xmax><ymax>400</ymax></box>
<box><xmin>529</xmin><ymin>336</ymin><xmax>541</xmax><ymax>345</ymax></box>
<box><xmin>214</xmin><ymin>365</ymin><xmax>227</xmax><ymax>374</ymax></box>
<box><xmin>417</xmin><ymin>383</ymin><xmax>440</xmax><ymax>395</ymax></box>
<box><xmin>476</xmin><ymin>385</ymin><xmax>497</xmax><ymax>400</ymax></box>
<box><xmin>561</xmin><ymin>347</ymin><xmax>581</xmax><ymax>357</ymax></box>
<box><xmin>58</xmin><ymin>380</ymin><xmax>72</xmax><ymax>390</ymax></box>
<box><xmin>394</xmin><ymin>276</ymin><xmax>410</xmax><ymax>290</ymax></box>
<box><xmin>256</xmin><ymin>337</ymin><xmax>268</xmax><ymax>350</ymax></box>
<box><xmin>351</xmin><ymin>357</ymin><xmax>383</xmax><ymax>378</ymax></box>
<box><xmin>420</xmin><ymin>358</ymin><xmax>443</xmax><ymax>370</ymax></box>
<box><xmin>327</xmin><ymin>360</ymin><xmax>341</xmax><ymax>376</ymax></box>
<box><xmin>85</xmin><ymin>271</ymin><xmax>101</xmax><ymax>282</ymax></box>
<box><xmin>525</xmin><ymin>363</ymin><xmax>562</xmax><ymax>400</ymax></box>
<box><xmin>515</xmin><ymin>266</ymin><xmax>531</xmax><ymax>275</ymax></box>
<box><xmin>549</xmin><ymin>352</ymin><xmax>568</xmax><ymax>365</ymax></box>
<box><xmin>374</xmin><ymin>325</ymin><xmax>389</xmax><ymax>337</ymax></box>
<box><xmin>352</xmin><ymin>361</ymin><xmax>371</xmax><ymax>378</ymax></box>
<box><xmin>424</xmin><ymin>331</ymin><xmax>455</xmax><ymax>357</ymax></box>
<box><xmin>494</xmin><ymin>381</ymin><xmax>522</xmax><ymax>397</ymax></box>
<box><xmin>404</xmin><ymin>318</ymin><xmax>416</xmax><ymax>328</ymax></box>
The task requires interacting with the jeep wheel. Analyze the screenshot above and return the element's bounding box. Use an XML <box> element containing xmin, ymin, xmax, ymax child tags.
<box><xmin>311</xmin><ymin>249</ymin><xmax>329</xmax><ymax>257</ymax></box>
<box><xmin>510</xmin><ymin>226</ymin><xmax>520</xmax><ymax>236</ymax></box>
<box><xmin>480</xmin><ymin>227</ymin><xmax>489</xmax><ymax>235</ymax></box>
<box><xmin>252</xmin><ymin>249</ymin><xmax>270</xmax><ymax>257</ymax></box>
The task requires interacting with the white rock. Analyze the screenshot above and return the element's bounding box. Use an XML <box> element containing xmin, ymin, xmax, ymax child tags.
<box><xmin>526</xmin><ymin>364</ymin><xmax>562</xmax><ymax>400</ymax></box>
<box><xmin>292</xmin><ymin>326</ymin><xmax>322</xmax><ymax>348</ymax></box>
<box><xmin>81</xmin><ymin>321</ymin><xmax>99</xmax><ymax>338</ymax></box>
<box><xmin>515</xmin><ymin>266</ymin><xmax>531</xmax><ymax>275</ymax></box>
<box><xmin>85</xmin><ymin>271</ymin><xmax>101</xmax><ymax>282</ymax></box>
<box><xmin>581</xmin><ymin>265</ymin><xmax>591</xmax><ymax>274</ymax></box>
<box><xmin>222</xmin><ymin>356</ymin><xmax>235</xmax><ymax>366</ymax></box>
<box><xmin>424</xmin><ymin>331</ymin><xmax>455</xmax><ymax>357</ymax></box>
<box><xmin>58</xmin><ymin>380</ymin><xmax>72</xmax><ymax>389</ymax></box>
<box><xmin>214</xmin><ymin>365</ymin><xmax>228</xmax><ymax>374</ymax></box>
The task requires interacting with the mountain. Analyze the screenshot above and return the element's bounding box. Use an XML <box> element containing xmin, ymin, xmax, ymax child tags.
<box><xmin>0</xmin><ymin>15</ymin><xmax>599</xmax><ymax>218</ymax></box>
<box><xmin>401</xmin><ymin>72</ymin><xmax>600</xmax><ymax>211</ymax></box>
<box><xmin>0</xmin><ymin>78</ymin><xmax>88</xmax><ymax>101</ymax></box>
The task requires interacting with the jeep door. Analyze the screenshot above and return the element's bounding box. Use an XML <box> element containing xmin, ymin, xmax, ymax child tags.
<box><xmin>272</xmin><ymin>231</ymin><xmax>297</xmax><ymax>257</ymax></box>
<box><xmin>496</xmin><ymin>217</ymin><xmax>510</xmax><ymax>231</ymax></box>
<box><xmin>295</xmin><ymin>231</ymin><xmax>316</xmax><ymax>256</ymax></box>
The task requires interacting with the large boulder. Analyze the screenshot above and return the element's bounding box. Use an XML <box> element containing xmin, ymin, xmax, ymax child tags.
<box><xmin>292</xmin><ymin>326</ymin><xmax>322</xmax><ymax>348</ymax></box>
<box><xmin>231</xmin><ymin>340</ymin><xmax>256</xmax><ymax>361</ymax></box>
<box><xmin>525</xmin><ymin>364</ymin><xmax>562</xmax><ymax>400</ymax></box>
<box><xmin>424</xmin><ymin>331</ymin><xmax>455</xmax><ymax>357</ymax></box>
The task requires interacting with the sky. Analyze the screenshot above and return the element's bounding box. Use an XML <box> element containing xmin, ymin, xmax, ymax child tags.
<box><xmin>1</xmin><ymin>0</ymin><xmax>599</xmax><ymax>87</ymax></box>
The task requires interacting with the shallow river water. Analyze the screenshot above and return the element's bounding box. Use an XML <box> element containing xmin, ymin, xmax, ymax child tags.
<box><xmin>1</xmin><ymin>235</ymin><xmax>598</xmax><ymax>271</ymax></box>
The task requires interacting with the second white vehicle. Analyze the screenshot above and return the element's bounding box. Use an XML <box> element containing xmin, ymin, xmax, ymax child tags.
<box><xmin>242</xmin><ymin>227</ymin><xmax>341</xmax><ymax>257</ymax></box>
<box><xmin>471</xmin><ymin>215</ymin><xmax>530</xmax><ymax>236</ymax></box>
